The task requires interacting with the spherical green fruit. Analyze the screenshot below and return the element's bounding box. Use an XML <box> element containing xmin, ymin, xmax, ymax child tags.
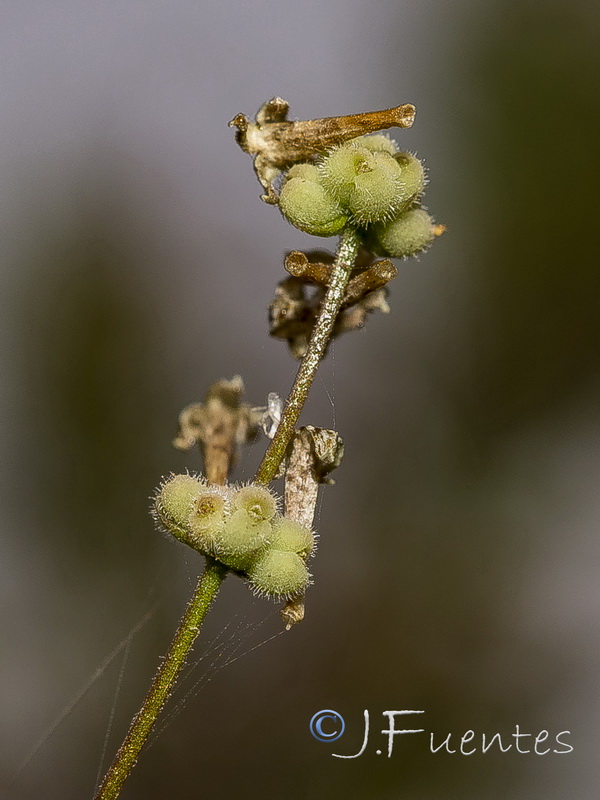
<box><xmin>213</xmin><ymin>509</ymin><xmax>272</xmax><ymax>571</ymax></box>
<box><xmin>190</xmin><ymin>489</ymin><xmax>229</xmax><ymax>529</ymax></box>
<box><xmin>352</xmin><ymin>134</ymin><xmax>398</xmax><ymax>156</ymax></box>
<box><xmin>394</xmin><ymin>152</ymin><xmax>426</xmax><ymax>204</ymax></box>
<box><xmin>188</xmin><ymin>487</ymin><xmax>231</xmax><ymax>553</ymax></box>
<box><xmin>248</xmin><ymin>549</ymin><xmax>310</xmax><ymax>598</ymax></box>
<box><xmin>153</xmin><ymin>473</ymin><xmax>206</xmax><ymax>543</ymax></box>
<box><xmin>374</xmin><ymin>208</ymin><xmax>437</xmax><ymax>258</ymax></box>
<box><xmin>346</xmin><ymin>152</ymin><xmax>407</xmax><ymax>224</ymax></box>
<box><xmin>279</xmin><ymin>177</ymin><xmax>347</xmax><ymax>236</ymax></box>
<box><xmin>319</xmin><ymin>144</ymin><xmax>413</xmax><ymax>225</ymax></box>
<box><xmin>270</xmin><ymin>518</ymin><xmax>315</xmax><ymax>558</ymax></box>
<box><xmin>232</xmin><ymin>484</ymin><xmax>278</xmax><ymax>522</ymax></box>
<box><xmin>285</xmin><ymin>163</ymin><xmax>319</xmax><ymax>183</ymax></box>
<box><xmin>318</xmin><ymin>144</ymin><xmax>374</xmax><ymax>205</ymax></box>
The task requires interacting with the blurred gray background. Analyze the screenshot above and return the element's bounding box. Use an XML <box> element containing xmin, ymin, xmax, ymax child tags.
<box><xmin>2</xmin><ymin>1</ymin><xmax>600</xmax><ymax>798</ymax></box>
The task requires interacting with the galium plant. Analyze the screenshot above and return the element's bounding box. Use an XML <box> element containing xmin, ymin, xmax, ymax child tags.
<box><xmin>94</xmin><ymin>97</ymin><xmax>444</xmax><ymax>799</ymax></box>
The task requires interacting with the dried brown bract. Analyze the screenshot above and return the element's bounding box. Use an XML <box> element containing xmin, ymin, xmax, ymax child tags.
<box><xmin>173</xmin><ymin>376</ymin><xmax>262</xmax><ymax>484</ymax></box>
<box><xmin>269</xmin><ymin>250</ymin><xmax>397</xmax><ymax>358</ymax></box>
<box><xmin>280</xmin><ymin>425</ymin><xmax>344</xmax><ymax>628</ymax></box>
<box><xmin>229</xmin><ymin>97</ymin><xmax>416</xmax><ymax>204</ymax></box>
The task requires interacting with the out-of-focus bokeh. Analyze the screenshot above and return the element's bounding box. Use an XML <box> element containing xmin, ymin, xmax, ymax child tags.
<box><xmin>2</xmin><ymin>1</ymin><xmax>600</xmax><ymax>798</ymax></box>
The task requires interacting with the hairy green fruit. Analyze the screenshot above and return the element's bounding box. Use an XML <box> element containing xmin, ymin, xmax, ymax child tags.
<box><xmin>188</xmin><ymin>487</ymin><xmax>231</xmax><ymax>552</ymax></box>
<box><xmin>374</xmin><ymin>207</ymin><xmax>437</xmax><ymax>258</ymax></box>
<box><xmin>248</xmin><ymin>549</ymin><xmax>310</xmax><ymax>598</ymax></box>
<box><xmin>345</xmin><ymin>151</ymin><xmax>406</xmax><ymax>224</ymax></box>
<box><xmin>318</xmin><ymin>144</ymin><xmax>374</xmax><ymax>206</ymax></box>
<box><xmin>394</xmin><ymin>151</ymin><xmax>426</xmax><ymax>204</ymax></box>
<box><xmin>153</xmin><ymin>473</ymin><xmax>205</xmax><ymax>543</ymax></box>
<box><xmin>318</xmin><ymin>143</ymin><xmax>410</xmax><ymax>225</ymax></box>
<box><xmin>285</xmin><ymin>163</ymin><xmax>320</xmax><ymax>183</ymax></box>
<box><xmin>352</xmin><ymin>134</ymin><xmax>398</xmax><ymax>156</ymax></box>
<box><xmin>213</xmin><ymin>509</ymin><xmax>272</xmax><ymax>571</ymax></box>
<box><xmin>232</xmin><ymin>484</ymin><xmax>278</xmax><ymax>522</ymax></box>
<box><xmin>279</xmin><ymin>177</ymin><xmax>347</xmax><ymax>236</ymax></box>
<box><xmin>270</xmin><ymin>518</ymin><xmax>314</xmax><ymax>558</ymax></box>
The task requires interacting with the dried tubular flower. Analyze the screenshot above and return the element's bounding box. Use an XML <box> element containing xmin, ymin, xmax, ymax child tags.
<box><xmin>342</xmin><ymin>260</ymin><xmax>397</xmax><ymax>308</ymax></box>
<box><xmin>269</xmin><ymin>273</ymin><xmax>397</xmax><ymax>359</ymax></box>
<box><xmin>280</xmin><ymin>597</ymin><xmax>305</xmax><ymax>628</ymax></box>
<box><xmin>284</xmin><ymin>250</ymin><xmax>331</xmax><ymax>285</ymax></box>
<box><xmin>172</xmin><ymin>376</ymin><xmax>262</xmax><ymax>484</ymax></box>
<box><xmin>268</xmin><ymin>276</ymin><xmax>319</xmax><ymax>358</ymax></box>
<box><xmin>230</xmin><ymin>97</ymin><xmax>415</xmax><ymax>203</ymax></box>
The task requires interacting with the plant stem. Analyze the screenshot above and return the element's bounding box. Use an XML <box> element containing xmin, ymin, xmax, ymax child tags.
<box><xmin>93</xmin><ymin>559</ymin><xmax>227</xmax><ymax>800</ymax></box>
<box><xmin>255</xmin><ymin>226</ymin><xmax>361</xmax><ymax>485</ymax></box>
<box><xmin>94</xmin><ymin>226</ymin><xmax>361</xmax><ymax>800</ymax></box>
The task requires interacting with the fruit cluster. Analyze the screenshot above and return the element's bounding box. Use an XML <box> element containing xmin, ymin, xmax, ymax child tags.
<box><xmin>278</xmin><ymin>134</ymin><xmax>438</xmax><ymax>258</ymax></box>
<box><xmin>153</xmin><ymin>474</ymin><xmax>314</xmax><ymax>599</ymax></box>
